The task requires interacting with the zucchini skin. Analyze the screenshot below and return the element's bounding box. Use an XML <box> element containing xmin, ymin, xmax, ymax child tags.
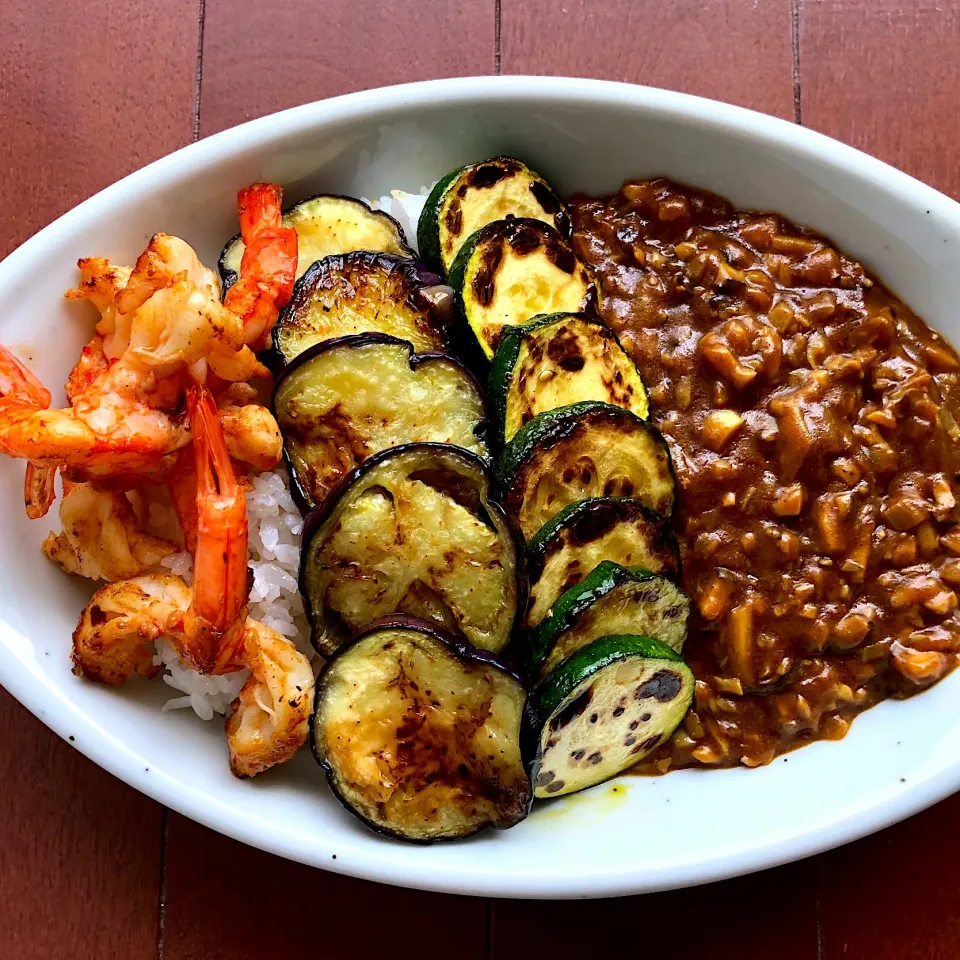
<box><xmin>418</xmin><ymin>158</ymin><xmax>571</xmax><ymax>274</ymax></box>
<box><xmin>218</xmin><ymin>192</ymin><xmax>413</xmax><ymax>295</ymax></box>
<box><xmin>310</xmin><ymin>614</ymin><xmax>532</xmax><ymax>844</ymax></box>
<box><xmin>447</xmin><ymin>219</ymin><xmax>593</xmax><ymax>372</ymax></box>
<box><xmin>416</xmin><ymin>169</ymin><xmax>462</xmax><ymax>273</ymax></box>
<box><xmin>522</xmin><ymin>561</ymin><xmax>681</xmax><ymax>678</ymax></box>
<box><xmin>487</xmin><ymin>311</ymin><xmax>643</xmax><ymax>450</ymax></box>
<box><xmin>271</xmin><ymin>332</ymin><xmax>488</xmax><ymax>514</ymax></box>
<box><xmin>494</xmin><ymin>402</ymin><xmax>675</xmax><ymax>529</ymax></box>
<box><xmin>526</xmin><ymin>497</ymin><xmax>681</xmax><ymax>583</ymax></box>
<box><xmin>521</xmin><ymin>634</ymin><xmax>692</xmax><ymax>796</ymax></box>
<box><xmin>298</xmin><ymin>442</ymin><xmax>528</xmax><ymax>655</ymax></box>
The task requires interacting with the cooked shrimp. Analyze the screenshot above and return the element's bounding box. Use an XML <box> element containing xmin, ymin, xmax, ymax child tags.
<box><xmin>65</xmin><ymin>336</ymin><xmax>109</xmax><ymax>403</ymax></box>
<box><xmin>65</xmin><ymin>258</ymin><xmax>131</xmax><ymax>360</ymax></box>
<box><xmin>72</xmin><ymin>574</ymin><xmax>191</xmax><ymax>684</ymax></box>
<box><xmin>219</xmin><ymin>402</ymin><xmax>282</xmax><ymax>471</ymax></box>
<box><xmin>43</xmin><ymin>481</ymin><xmax>177</xmax><ymax>581</ymax></box>
<box><xmin>223</xmin><ymin>183</ymin><xmax>298</xmax><ymax>351</ymax></box>
<box><xmin>180</xmin><ymin>384</ymin><xmax>250</xmax><ymax>672</ymax></box>
<box><xmin>225</xmin><ymin>618</ymin><xmax>314</xmax><ymax>777</ymax></box>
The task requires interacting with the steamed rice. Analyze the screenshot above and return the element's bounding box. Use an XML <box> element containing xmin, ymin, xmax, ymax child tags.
<box><xmin>152</xmin><ymin>188</ymin><xmax>430</xmax><ymax>719</ymax></box>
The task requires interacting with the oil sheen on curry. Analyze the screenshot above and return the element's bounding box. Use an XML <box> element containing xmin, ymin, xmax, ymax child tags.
<box><xmin>570</xmin><ymin>178</ymin><xmax>960</xmax><ymax>770</ymax></box>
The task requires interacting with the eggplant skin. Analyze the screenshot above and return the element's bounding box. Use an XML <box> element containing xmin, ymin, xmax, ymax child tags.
<box><xmin>272</xmin><ymin>333</ymin><xmax>489</xmax><ymax>513</ymax></box>
<box><xmin>298</xmin><ymin>442</ymin><xmax>527</xmax><ymax>656</ymax></box>
<box><xmin>311</xmin><ymin>615</ymin><xmax>532</xmax><ymax>843</ymax></box>
<box><xmin>271</xmin><ymin>252</ymin><xmax>447</xmax><ymax>366</ymax></box>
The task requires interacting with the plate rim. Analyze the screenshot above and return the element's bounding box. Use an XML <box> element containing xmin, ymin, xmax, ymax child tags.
<box><xmin>2</xmin><ymin>74</ymin><xmax>960</xmax><ymax>899</ymax></box>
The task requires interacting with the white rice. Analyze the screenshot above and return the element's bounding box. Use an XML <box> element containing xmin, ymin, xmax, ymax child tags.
<box><xmin>153</xmin><ymin>188</ymin><xmax>430</xmax><ymax>720</ymax></box>
<box><xmin>155</xmin><ymin>467</ymin><xmax>311</xmax><ymax>718</ymax></box>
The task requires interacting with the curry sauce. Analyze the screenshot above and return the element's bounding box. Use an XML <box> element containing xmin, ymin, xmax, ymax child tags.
<box><xmin>571</xmin><ymin>178</ymin><xmax>960</xmax><ymax>769</ymax></box>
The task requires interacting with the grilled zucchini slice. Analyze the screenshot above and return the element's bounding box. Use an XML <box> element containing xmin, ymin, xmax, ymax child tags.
<box><xmin>273</xmin><ymin>252</ymin><xmax>444</xmax><ymax>364</ymax></box>
<box><xmin>524</xmin><ymin>561</ymin><xmax>689</xmax><ymax>680</ymax></box>
<box><xmin>418</xmin><ymin>157</ymin><xmax>570</xmax><ymax>272</ymax></box>
<box><xmin>524</xmin><ymin>635</ymin><xmax>693</xmax><ymax>799</ymax></box>
<box><xmin>312</xmin><ymin>616</ymin><xmax>531</xmax><ymax>843</ymax></box>
<box><xmin>273</xmin><ymin>334</ymin><xmax>486</xmax><ymax>510</ymax></box>
<box><xmin>496</xmin><ymin>401</ymin><xmax>674</xmax><ymax>542</ymax></box>
<box><xmin>526</xmin><ymin>498</ymin><xmax>681</xmax><ymax>630</ymax></box>
<box><xmin>489</xmin><ymin>312</ymin><xmax>649</xmax><ymax>446</ymax></box>
<box><xmin>449</xmin><ymin>219</ymin><xmax>593</xmax><ymax>363</ymax></box>
<box><xmin>299</xmin><ymin>444</ymin><xmax>522</xmax><ymax>656</ymax></box>
<box><xmin>219</xmin><ymin>193</ymin><xmax>412</xmax><ymax>292</ymax></box>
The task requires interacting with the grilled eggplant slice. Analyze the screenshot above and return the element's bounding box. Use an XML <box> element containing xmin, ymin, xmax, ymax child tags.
<box><xmin>489</xmin><ymin>313</ymin><xmax>649</xmax><ymax>446</ymax></box>
<box><xmin>418</xmin><ymin>157</ymin><xmax>570</xmax><ymax>272</ymax></box>
<box><xmin>525</xmin><ymin>561</ymin><xmax>689</xmax><ymax>680</ymax></box>
<box><xmin>496</xmin><ymin>401</ymin><xmax>675</xmax><ymax>542</ymax></box>
<box><xmin>526</xmin><ymin>498</ymin><xmax>681</xmax><ymax>630</ymax></box>
<box><xmin>524</xmin><ymin>634</ymin><xmax>694</xmax><ymax>799</ymax></box>
<box><xmin>312</xmin><ymin>616</ymin><xmax>531</xmax><ymax>842</ymax></box>
<box><xmin>299</xmin><ymin>444</ymin><xmax>522</xmax><ymax>655</ymax></box>
<box><xmin>448</xmin><ymin>219</ymin><xmax>594</xmax><ymax>363</ymax></box>
<box><xmin>219</xmin><ymin>193</ymin><xmax>412</xmax><ymax>292</ymax></box>
<box><xmin>273</xmin><ymin>334</ymin><xmax>487</xmax><ymax>510</ymax></box>
<box><xmin>273</xmin><ymin>252</ymin><xmax>445</xmax><ymax>364</ymax></box>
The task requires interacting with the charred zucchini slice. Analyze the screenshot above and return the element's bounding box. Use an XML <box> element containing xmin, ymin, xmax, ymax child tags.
<box><xmin>273</xmin><ymin>334</ymin><xmax>487</xmax><ymax>510</ymax></box>
<box><xmin>489</xmin><ymin>312</ymin><xmax>649</xmax><ymax>445</ymax></box>
<box><xmin>418</xmin><ymin>157</ymin><xmax>570</xmax><ymax>272</ymax></box>
<box><xmin>448</xmin><ymin>219</ymin><xmax>593</xmax><ymax>362</ymax></box>
<box><xmin>526</xmin><ymin>498</ymin><xmax>681</xmax><ymax>630</ymax></box>
<box><xmin>219</xmin><ymin>193</ymin><xmax>412</xmax><ymax>292</ymax></box>
<box><xmin>496</xmin><ymin>401</ymin><xmax>675</xmax><ymax>542</ymax></box>
<box><xmin>273</xmin><ymin>252</ymin><xmax>444</xmax><ymax>364</ymax></box>
<box><xmin>299</xmin><ymin>444</ymin><xmax>522</xmax><ymax>656</ymax></box>
<box><xmin>525</xmin><ymin>635</ymin><xmax>693</xmax><ymax>799</ymax></box>
<box><xmin>312</xmin><ymin>616</ymin><xmax>531</xmax><ymax>843</ymax></box>
<box><xmin>525</xmin><ymin>561</ymin><xmax>689</xmax><ymax>680</ymax></box>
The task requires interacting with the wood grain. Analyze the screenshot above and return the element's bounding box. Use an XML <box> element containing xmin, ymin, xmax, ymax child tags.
<box><xmin>0</xmin><ymin>691</ymin><xmax>164</xmax><ymax>960</ymax></box>
<box><xmin>491</xmin><ymin>859</ymin><xmax>820</xmax><ymax>960</ymax></box>
<box><xmin>0</xmin><ymin>1</ymin><xmax>195</xmax><ymax>956</ymax></box>
<box><xmin>0</xmin><ymin>0</ymin><xmax>198</xmax><ymax>255</ymax></box>
<box><xmin>198</xmin><ymin>0</ymin><xmax>497</xmax><ymax>137</ymax></box>
<box><xmin>162</xmin><ymin>813</ymin><xmax>489</xmax><ymax>960</ymax></box>
<box><xmin>500</xmin><ymin>0</ymin><xmax>795</xmax><ymax>120</ymax></box>
<box><xmin>799</xmin><ymin>0</ymin><xmax>960</xmax><ymax>200</ymax></box>
<box><xmin>819</xmin><ymin>793</ymin><xmax>960</xmax><ymax>960</ymax></box>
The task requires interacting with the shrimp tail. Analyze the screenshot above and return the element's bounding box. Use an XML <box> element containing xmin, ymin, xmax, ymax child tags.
<box><xmin>182</xmin><ymin>384</ymin><xmax>249</xmax><ymax>672</ymax></box>
<box><xmin>24</xmin><ymin>463</ymin><xmax>56</xmax><ymax>519</ymax></box>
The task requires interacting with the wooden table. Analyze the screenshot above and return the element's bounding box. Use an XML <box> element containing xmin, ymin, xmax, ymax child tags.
<box><xmin>1</xmin><ymin>1</ymin><xmax>958</xmax><ymax>956</ymax></box>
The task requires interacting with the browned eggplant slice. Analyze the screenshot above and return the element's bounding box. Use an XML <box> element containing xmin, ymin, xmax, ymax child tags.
<box><xmin>311</xmin><ymin>616</ymin><xmax>531</xmax><ymax>843</ymax></box>
<box><xmin>299</xmin><ymin>444</ymin><xmax>523</xmax><ymax>655</ymax></box>
<box><xmin>525</xmin><ymin>497</ymin><xmax>681</xmax><ymax>630</ymax></box>
<box><xmin>272</xmin><ymin>252</ymin><xmax>446</xmax><ymax>364</ymax></box>
<box><xmin>273</xmin><ymin>334</ymin><xmax>487</xmax><ymax>511</ymax></box>
<box><xmin>219</xmin><ymin>193</ymin><xmax>413</xmax><ymax>292</ymax></box>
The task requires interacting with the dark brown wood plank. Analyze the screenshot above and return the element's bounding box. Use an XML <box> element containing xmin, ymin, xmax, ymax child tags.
<box><xmin>500</xmin><ymin>0</ymin><xmax>795</xmax><ymax>120</ymax></box>
<box><xmin>0</xmin><ymin>1</ymin><xmax>195</xmax><ymax>956</ymax></box>
<box><xmin>491</xmin><ymin>860</ymin><xmax>820</xmax><ymax>960</ymax></box>
<box><xmin>799</xmin><ymin>0</ymin><xmax>960</xmax><ymax>200</ymax></box>
<box><xmin>198</xmin><ymin>0</ymin><xmax>497</xmax><ymax>137</ymax></box>
<box><xmin>0</xmin><ymin>0</ymin><xmax>199</xmax><ymax>255</ymax></box>
<box><xmin>162</xmin><ymin>813</ymin><xmax>488</xmax><ymax>960</ymax></box>
<box><xmin>820</xmin><ymin>793</ymin><xmax>960</xmax><ymax>960</ymax></box>
<box><xmin>0</xmin><ymin>691</ymin><xmax>164</xmax><ymax>959</ymax></box>
<box><xmin>800</xmin><ymin>3</ymin><xmax>960</xmax><ymax>955</ymax></box>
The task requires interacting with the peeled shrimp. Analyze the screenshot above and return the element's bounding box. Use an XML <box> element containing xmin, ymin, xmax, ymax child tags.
<box><xmin>225</xmin><ymin>618</ymin><xmax>314</xmax><ymax>777</ymax></box>
<box><xmin>43</xmin><ymin>481</ymin><xmax>177</xmax><ymax>581</ymax></box>
<box><xmin>72</xmin><ymin>574</ymin><xmax>192</xmax><ymax>685</ymax></box>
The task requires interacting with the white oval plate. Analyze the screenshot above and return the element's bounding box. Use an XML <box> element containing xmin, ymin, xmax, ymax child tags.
<box><xmin>2</xmin><ymin>77</ymin><xmax>959</xmax><ymax>899</ymax></box>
